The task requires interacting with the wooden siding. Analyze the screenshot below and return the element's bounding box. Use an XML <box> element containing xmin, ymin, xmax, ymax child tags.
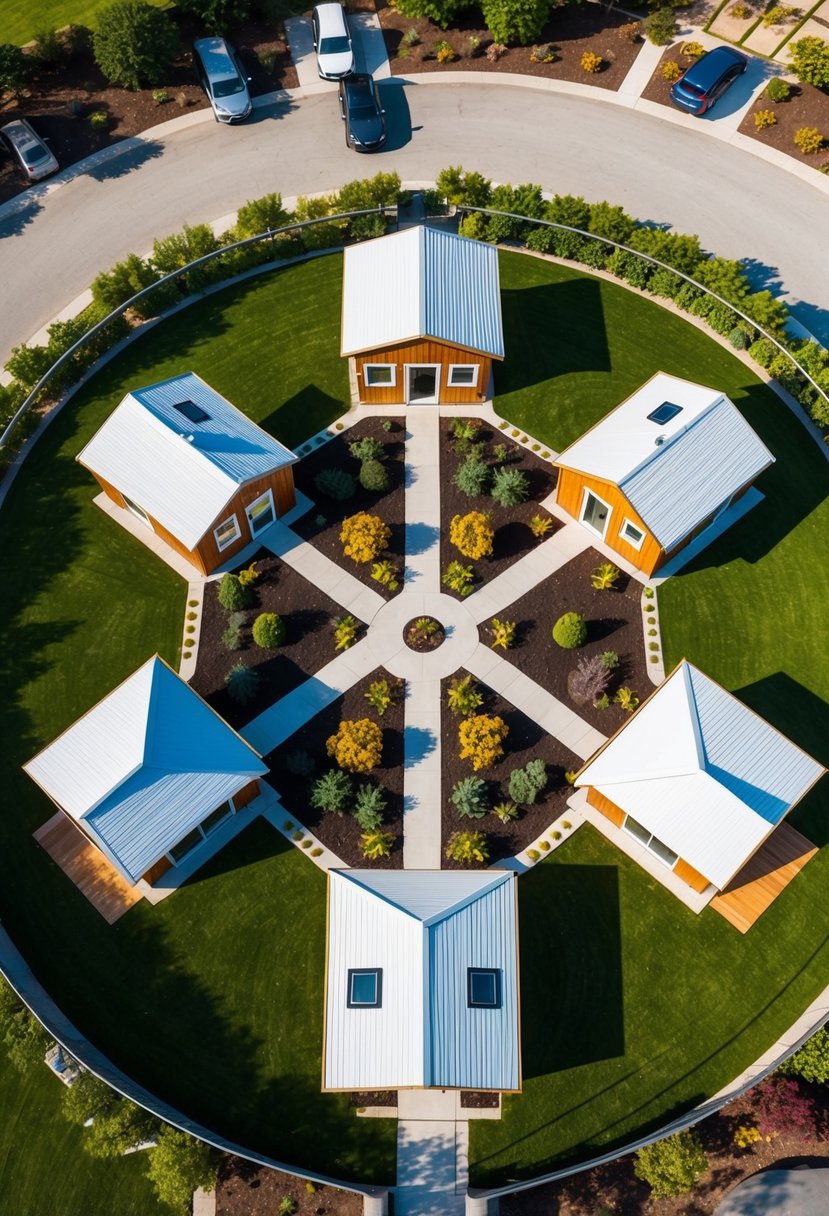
<box><xmin>34</xmin><ymin>812</ymin><xmax>142</xmax><ymax>923</ymax></box>
<box><xmin>142</xmin><ymin>855</ymin><xmax>173</xmax><ymax>886</ymax></box>
<box><xmin>555</xmin><ymin>468</ymin><xmax>664</xmax><ymax>575</ymax></box>
<box><xmin>353</xmin><ymin>338</ymin><xmax>493</xmax><ymax>405</ymax></box>
<box><xmin>586</xmin><ymin>787</ymin><xmax>625</xmax><ymax>828</ymax></box>
<box><xmin>673</xmin><ymin>858</ymin><xmax>710</xmax><ymax>893</ymax></box>
<box><xmin>92</xmin><ymin>465</ymin><xmax>296</xmax><ymax>576</ymax></box>
<box><xmin>232</xmin><ymin>778</ymin><xmax>260</xmax><ymax>811</ymax></box>
<box><xmin>711</xmin><ymin>823</ymin><xmax>818</xmax><ymax>933</ymax></box>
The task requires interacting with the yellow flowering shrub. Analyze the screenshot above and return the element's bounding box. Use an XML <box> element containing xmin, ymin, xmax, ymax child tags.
<box><xmin>326</xmin><ymin>718</ymin><xmax>383</xmax><ymax>773</ymax></box>
<box><xmin>754</xmin><ymin>108</ymin><xmax>777</xmax><ymax>130</ymax></box>
<box><xmin>459</xmin><ymin>714</ymin><xmax>509</xmax><ymax>770</ymax></box>
<box><xmin>581</xmin><ymin>50</ymin><xmax>604</xmax><ymax>73</ymax></box>
<box><xmin>450</xmin><ymin>511</ymin><xmax>494</xmax><ymax>560</ymax></box>
<box><xmin>339</xmin><ymin>512</ymin><xmax>390</xmax><ymax>563</ymax></box>
<box><xmin>733</xmin><ymin>1123</ymin><xmax>761</xmax><ymax>1149</ymax></box>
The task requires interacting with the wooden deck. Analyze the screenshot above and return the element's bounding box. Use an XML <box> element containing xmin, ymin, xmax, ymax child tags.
<box><xmin>34</xmin><ymin>813</ymin><xmax>143</xmax><ymax>924</ymax></box>
<box><xmin>711</xmin><ymin>822</ymin><xmax>818</xmax><ymax>934</ymax></box>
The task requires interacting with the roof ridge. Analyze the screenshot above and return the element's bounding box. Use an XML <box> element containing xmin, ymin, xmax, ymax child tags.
<box><xmin>618</xmin><ymin>396</ymin><xmax>724</xmax><ymax>489</ymax></box>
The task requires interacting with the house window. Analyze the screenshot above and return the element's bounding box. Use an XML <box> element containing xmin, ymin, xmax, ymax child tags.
<box><xmin>467</xmin><ymin>968</ymin><xmax>501</xmax><ymax>1009</ymax></box>
<box><xmin>200</xmin><ymin>801</ymin><xmax>234</xmax><ymax>835</ymax></box>
<box><xmin>168</xmin><ymin>828</ymin><xmax>204</xmax><ymax>865</ymax></box>
<box><xmin>214</xmin><ymin>514</ymin><xmax>241</xmax><ymax>552</ymax></box>
<box><xmin>647</xmin><ymin>401</ymin><xmax>682</xmax><ymax>426</ymax></box>
<box><xmin>364</xmin><ymin>364</ymin><xmax>396</xmax><ymax>388</ymax></box>
<box><xmin>623</xmin><ymin>815</ymin><xmax>679</xmax><ymax>870</ymax></box>
<box><xmin>448</xmin><ymin>364</ymin><xmax>479</xmax><ymax>388</ymax></box>
<box><xmin>621</xmin><ymin>519</ymin><xmax>645</xmax><ymax>550</ymax></box>
<box><xmin>122</xmin><ymin>495</ymin><xmax>151</xmax><ymax>527</ymax></box>
<box><xmin>347</xmin><ymin>968</ymin><xmax>382</xmax><ymax>1008</ymax></box>
<box><xmin>246</xmin><ymin>490</ymin><xmax>275</xmax><ymax>534</ymax></box>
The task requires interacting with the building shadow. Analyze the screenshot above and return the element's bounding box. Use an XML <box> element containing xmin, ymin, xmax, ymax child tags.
<box><xmin>261</xmin><ymin>386</ymin><xmax>344</xmax><ymax>450</ymax></box>
<box><xmin>496</xmin><ymin>277</ymin><xmax>610</xmax><ymax>395</ymax></box>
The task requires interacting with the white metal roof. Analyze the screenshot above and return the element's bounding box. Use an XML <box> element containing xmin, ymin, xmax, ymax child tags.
<box><xmin>340</xmin><ymin>226</ymin><xmax>504</xmax><ymax>358</ymax></box>
<box><xmin>77</xmin><ymin>373</ymin><xmax>297</xmax><ymax>551</ymax></box>
<box><xmin>24</xmin><ymin>657</ymin><xmax>266</xmax><ymax>883</ymax></box>
<box><xmin>556</xmin><ymin>373</ymin><xmax>774</xmax><ymax>551</ymax></box>
<box><xmin>324</xmin><ymin>870</ymin><xmax>519</xmax><ymax>1091</ymax></box>
<box><xmin>576</xmin><ymin>661</ymin><xmax>825</xmax><ymax>890</ymax></box>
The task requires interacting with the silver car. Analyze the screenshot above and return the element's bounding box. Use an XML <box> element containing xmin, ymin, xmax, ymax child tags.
<box><xmin>193</xmin><ymin>37</ymin><xmax>252</xmax><ymax>124</ymax></box>
<box><xmin>1</xmin><ymin>119</ymin><xmax>59</xmax><ymax>182</ymax></box>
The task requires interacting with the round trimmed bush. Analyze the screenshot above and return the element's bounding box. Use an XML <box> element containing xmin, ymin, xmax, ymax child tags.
<box><xmin>359</xmin><ymin>458</ymin><xmax>390</xmax><ymax>492</ymax></box>
<box><xmin>553</xmin><ymin>611</ymin><xmax>587</xmax><ymax>649</ymax></box>
<box><xmin>217</xmin><ymin>572</ymin><xmax>253</xmax><ymax>612</ymax></box>
<box><xmin>252</xmin><ymin>612</ymin><xmax>285</xmax><ymax>649</ymax></box>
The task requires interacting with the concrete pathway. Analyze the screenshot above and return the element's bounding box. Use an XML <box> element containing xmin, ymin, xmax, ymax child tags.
<box><xmin>396</xmin><ymin>1115</ymin><xmax>467</xmax><ymax>1216</ymax></box>
<box><xmin>285</xmin><ymin>10</ymin><xmax>391</xmax><ymax>90</ymax></box>
<box><xmin>263</xmin><ymin>520</ymin><xmax>385</xmax><ymax>624</ymax></box>
<box><xmin>284</xmin><ymin>16</ymin><xmax>329</xmax><ymax>91</ymax></box>
<box><xmin>404</xmin><ymin>407</ymin><xmax>442</xmax><ymax>593</ymax></box>
<box><xmin>402</xmin><ymin>677</ymin><xmax>443</xmax><ymax>869</ymax></box>
<box><xmin>350</xmin><ymin>11</ymin><xmax>392</xmax><ymax>79</ymax></box>
<box><xmin>464</xmin><ymin>520</ymin><xmax>592</xmax><ymax>626</ymax></box>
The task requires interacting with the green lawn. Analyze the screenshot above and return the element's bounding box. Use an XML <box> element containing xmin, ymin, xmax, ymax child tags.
<box><xmin>0</xmin><ymin>0</ymin><xmax>171</xmax><ymax>45</ymax></box>
<box><xmin>1</xmin><ymin>250</ymin><xmax>827</xmax><ymax>1190</ymax></box>
<box><xmin>0</xmin><ymin>1048</ymin><xmax>157</xmax><ymax>1216</ymax></box>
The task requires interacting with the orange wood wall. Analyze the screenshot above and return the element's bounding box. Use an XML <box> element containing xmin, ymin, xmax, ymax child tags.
<box><xmin>141</xmin><ymin>856</ymin><xmax>173</xmax><ymax>885</ymax></box>
<box><xmin>555</xmin><ymin>468</ymin><xmax>663</xmax><ymax>576</ymax></box>
<box><xmin>232</xmin><ymin>779</ymin><xmax>260</xmax><ymax>810</ymax></box>
<box><xmin>353</xmin><ymin>339</ymin><xmax>492</xmax><ymax>405</ymax></box>
<box><xmin>673</xmin><ymin>858</ymin><xmax>711</xmax><ymax>893</ymax></box>
<box><xmin>586</xmin><ymin>786</ymin><xmax>626</xmax><ymax>827</ymax></box>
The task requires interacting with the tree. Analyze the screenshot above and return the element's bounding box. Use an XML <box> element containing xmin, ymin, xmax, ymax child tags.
<box><xmin>85</xmin><ymin>1097</ymin><xmax>158</xmax><ymax>1158</ymax></box>
<box><xmin>435</xmin><ymin>166</ymin><xmax>492</xmax><ymax>207</ymax></box>
<box><xmin>230</xmin><ymin>193</ymin><xmax>293</xmax><ymax>241</ymax></box>
<box><xmin>147</xmin><ymin>1124</ymin><xmax>219</xmax><ymax>1213</ymax></box>
<box><xmin>627</xmin><ymin>227</ymin><xmax>704</xmax><ymax>276</ymax></box>
<box><xmin>0</xmin><ymin>44</ymin><xmax>31</xmax><ymax>99</ymax></box>
<box><xmin>634</xmin><ymin>1130</ymin><xmax>708</xmax><ymax>1198</ymax></box>
<box><xmin>482</xmin><ymin>0</ymin><xmax>551</xmax><ymax>46</ymax></box>
<box><xmin>486</xmin><ymin>181</ymin><xmax>547</xmax><ymax>241</ymax></box>
<box><xmin>62</xmin><ymin>1071</ymin><xmax>117</xmax><ymax>1124</ymax></box>
<box><xmin>789</xmin><ymin>36</ymin><xmax>829</xmax><ymax>88</ymax></box>
<box><xmin>0</xmin><ymin>978</ymin><xmax>51</xmax><ymax>1072</ymax></box>
<box><xmin>783</xmin><ymin>1027</ymin><xmax>829</xmax><ymax>1084</ymax></box>
<box><xmin>91</xmin><ymin>253</ymin><xmax>161</xmax><ymax>315</ymax></box>
<box><xmin>93</xmin><ymin>1</ymin><xmax>179</xmax><ymax>90</ymax></box>
<box><xmin>177</xmin><ymin>0</ymin><xmax>251</xmax><ymax>36</ymax></box>
<box><xmin>395</xmin><ymin>0</ymin><xmax>469</xmax><ymax>29</ymax></box>
<box><xmin>694</xmin><ymin>255</ymin><xmax>751</xmax><ymax>306</ymax></box>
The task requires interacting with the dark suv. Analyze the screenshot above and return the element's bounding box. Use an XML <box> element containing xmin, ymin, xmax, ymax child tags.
<box><xmin>670</xmin><ymin>45</ymin><xmax>747</xmax><ymax>115</ymax></box>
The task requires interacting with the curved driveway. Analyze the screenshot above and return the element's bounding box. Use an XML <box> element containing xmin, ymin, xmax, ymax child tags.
<box><xmin>2</xmin><ymin>81</ymin><xmax>828</xmax><ymax>360</ymax></box>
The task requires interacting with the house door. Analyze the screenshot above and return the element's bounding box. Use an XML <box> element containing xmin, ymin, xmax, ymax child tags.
<box><xmin>581</xmin><ymin>490</ymin><xmax>611</xmax><ymax>538</ymax></box>
<box><xmin>405</xmin><ymin>365</ymin><xmax>440</xmax><ymax>404</ymax></box>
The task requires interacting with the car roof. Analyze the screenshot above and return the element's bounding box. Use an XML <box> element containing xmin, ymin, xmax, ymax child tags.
<box><xmin>683</xmin><ymin>45</ymin><xmax>745</xmax><ymax>86</ymax></box>
<box><xmin>193</xmin><ymin>37</ymin><xmax>238</xmax><ymax>77</ymax></box>
<box><xmin>1</xmin><ymin>119</ymin><xmax>42</xmax><ymax>148</ymax></box>
<box><xmin>344</xmin><ymin>73</ymin><xmax>373</xmax><ymax>88</ymax></box>
<box><xmin>314</xmin><ymin>3</ymin><xmax>348</xmax><ymax>35</ymax></box>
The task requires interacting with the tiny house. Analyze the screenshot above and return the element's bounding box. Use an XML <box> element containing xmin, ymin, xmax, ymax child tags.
<box><xmin>341</xmin><ymin>226</ymin><xmax>504</xmax><ymax>405</ymax></box>
<box><xmin>24</xmin><ymin>656</ymin><xmax>267</xmax><ymax>888</ymax></box>
<box><xmin>554</xmin><ymin>373</ymin><xmax>774</xmax><ymax>576</ymax></box>
<box><xmin>575</xmin><ymin>660</ymin><xmax>825</xmax><ymax>896</ymax></box>
<box><xmin>77</xmin><ymin>372</ymin><xmax>297</xmax><ymax>576</ymax></box>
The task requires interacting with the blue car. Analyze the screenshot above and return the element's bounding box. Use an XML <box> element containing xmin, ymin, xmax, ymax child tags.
<box><xmin>670</xmin><ymin>45</ymin><xmax>748</xmax><ymax>115</ymax></box>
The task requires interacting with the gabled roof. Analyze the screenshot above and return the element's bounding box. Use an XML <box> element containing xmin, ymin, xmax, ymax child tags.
<box><xmin>77</xmin><ymin>373</ymin><xmax>296</xmax><ymax>551</ymax></box>
<box><xmin>556</xmin><ymin>373</ymin><xmax>774</xmax><ymax>551</ymax></box>
<box><xmin>324</xmin><ymin>870</ymin><xmax>519</xmax><ymax>1091</ymax></box>
<box><xmin>340</xmin><ymin>226</ymin><xmax>505</xmax><ymax>358</ymax></box>
<box><xmin>24</xmin><ymin>657</ymin><xmax>266</xmax><ymax>883</ymax></box>
<box><xmin>576</xmin><ymin>661</ymin><xmax>825</xmax><ymax>890</ymax></box>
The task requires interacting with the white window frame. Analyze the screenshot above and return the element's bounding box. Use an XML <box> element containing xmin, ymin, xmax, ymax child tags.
<box><xmin>245</xmin><ymin>488</ymin><xmax>276</xmax><ymax>535</ymax></box>
<box><xmin>622</xmin><ymin>815</ymin><xmax>679</xmax><ymax>871</ymax></box>
<box><xmin>580</xmin><ymin>487</ymin><xmax>612</xmax><ymax>539</ymax></box>
<box><xmin>404</xmin><ymin>364</ymin><xmax>441</xmax><ymax>405</ymax></box>
<box><xmin>364</xmin><ymin>363</ymin><xmax>396</xmax><ymax>388</ymax></box>
<box><xmin>447</xmin><ymin>363</ymin><xmax>479</xmax><ymax>389</ymax></box>
<box><xmin>213</xmin><ymin>513</ymin><xmax>241</xmax><ymax>552</ymax></box>
<box><xmin>620</xmin><ymin>518</ymin><xmax>646</xmax><ymax>551</ymax></box>
<box><xmin>122</xmin><ymin>494</ymin><xmax>152</xmax><ymax>528</ymax></box>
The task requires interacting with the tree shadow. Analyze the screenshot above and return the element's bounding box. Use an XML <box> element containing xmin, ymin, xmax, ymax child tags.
<box><xmin>496</xmin><ymin>277</ymin><xmax>610</xmax><ymax>395</ymax></box>
<box><xmin>403</xmin><ymin>724</ymin><xmax>438</xmax><ymax>767</ymax></box>
<box><xmin>0</xmin><ymin>194</ymin><xmax>44</xmax><ymax>237</ymax></box>
<box><xmin>88</xmin><ymin>137</ymin><xmax>165</xmax><ymax>182</ymax></box>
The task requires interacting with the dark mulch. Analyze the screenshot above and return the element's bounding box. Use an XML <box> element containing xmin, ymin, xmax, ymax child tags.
<box><xmin>349</xmin><ymin>1090</ymin><xmax>398</xmax><ymax>1107</ymax></box>
<box><xmin>441</xmin><ymin>672</ymin><xmax>581</xmax><ymax>867</ymax></box>
<box><xmin>189</xmin><ymin>551</ymin><xmax>357</xmax><ymax>733</ymax></box>
<box><xmin>404</xmin><ymin>617</ymin><xmax>445</xmax><ymax>651</ymax></box>
<box><xmin>217</xmin><ymin>1155</ymin><xmax>362</xmax><ymax>1216</ymax></box>
<box><xmin>263</xmin><ymin>668</ymin><xmax>405</xmax><ymax>868</ymax></box>
<box><xmin>639</xmin><ymin>43</ymin><xmax>705</xmax><ymax>109</ymax></box>
<box><xmin>0</xmin><ymin>16</ymin><xmax>297</xmax><ymax>206</ymax></box>
<box><xmin>461</xmin><ymin>1090</ymin><xmax>500</xmax><ymax>1109</ymax></box>
<box><xmin>481</xmin><ymin>546</ymin><xmax>650</xmax><ymax>735</ymax></box>
<box><xmin>438</xmin><ymin>419</ymin><xmax>557</xmax><ymax>599</ymax></box>
<box><xmin>292</xmin><ymin>417</ymin><xmax>407</xmax><ymax>601</ymax></box>
<box><xmin>380</xmin><ymin>2</ymin><xmax>645</xmax><ymax>90</ymax></box>
<box><xmin>739</xmin><ymin>80</ymin><xmax>829</xmax><ymax>172</ymax></box>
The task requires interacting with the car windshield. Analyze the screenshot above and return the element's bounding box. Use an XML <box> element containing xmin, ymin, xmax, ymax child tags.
<box><xmin>213</xmin><ymin>75</ymin><xmax>245</xmax><ymax>97</ymax></box>
<box><xmin>22</xmin><ymin>142</ymin><xmax>49</xmax><ymax>166</ymax></box>
<box><xmin>320</xmin><ymin>35</ymin><xmax>350</xmax><ymax>54</ymax></box>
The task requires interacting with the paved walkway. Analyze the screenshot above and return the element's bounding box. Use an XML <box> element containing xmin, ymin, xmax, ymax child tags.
<box><xmin>464</xmin><ymin>520</ymin><xmax>592</xmax><ymax>625</ymax></box>
<box><xmin>396</xmin><ymin>1090</ymin><xmax>468</xmax><ymax>1216</ymax></box>
<box><xmin>263</xmin><ymin>520</ymin><xmax>385</xmax><ymax>623</ymax></box>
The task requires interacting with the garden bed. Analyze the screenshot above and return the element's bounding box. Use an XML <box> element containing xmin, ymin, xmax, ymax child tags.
<box><xmin>348</xmin><ymin>1090</ymin><xmax>398</xmax><ymax>1107</ymax></box>
<box><xmin>292</xmin><ymin>417</ymin><xmax>407</xmax><ymax>600</ymax></box>
<box><xmin>440</xmin><ymin>672</ymin><xmax>580</xmax><ymax>866</ymax></box>
<box><xmin>738</xmin><ymin>78</ymin><xmax>829</xmax><ymax>171</ymax></box>
<box><xmin>639</xmin><ymin>42</ymin><xmax>711</xmax><ymax>109</ymax></box>
<box><xmin>217</xmin><ymin>1155</ymin><xmax>363</xmax><ymax>1216</ymax></box>
<box><xmin>190</xmin><ymin>551</ymin><xmax>355</xmax><ymax>732</ymax></box>
<box><xmin>0</xmin><ymin>16</ymin><xmax>297</xmax><ymax>206</ymax></box>
<box><xmin>263</xmin><ymin>668</ymin><xmax>405</xmax><ymax>867</ymax></box>
<box><xmin>438</xmin><ymin>418</ymin><xmax>557</xmax><ymax>598</ymax></box>
<box><xmin>380</xmin><ymin>2</ymin><xmax>645</xmax><ymax>90</ymax></box>
<box><xmin>479</xmin><ymin>547</ymin><xmax>649</xmax><ymax>734</ymax></box>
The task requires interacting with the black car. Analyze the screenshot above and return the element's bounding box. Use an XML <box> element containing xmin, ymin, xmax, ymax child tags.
<box><xmin>669</xmin><ymin>45</ymin><xmax>747</xmax><ymax>115</ymax></box>
<box><xmin>338</xmin><ymin>73</ymin><xmax>386</xmax><ymax>152</ymax></box>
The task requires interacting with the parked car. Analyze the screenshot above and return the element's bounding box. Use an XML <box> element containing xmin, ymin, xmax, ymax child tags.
<box><xmin>193</xmin><ymin>37</ymin><xmax>252</xmax><ymax>123</ymax></box>
<box><xmin>338</xmin><ymin>73</ymin><xmax>386</xmax><ymax>152</ymax></box>
<box><xmin>311</xmin><ymin>4</ymin><xmax>354</xmax><ymax>80</ymax></box>
<box><xmin>669</xmin><ymin>45</ymin><xmax>748</xmax><ymax>115</ymax></box>
<box><xmin>1</xmin><ymin>119</ymin><xmax>58</xmax><ymax>182</ymax></box>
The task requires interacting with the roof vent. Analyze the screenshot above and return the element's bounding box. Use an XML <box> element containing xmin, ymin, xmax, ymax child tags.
<box><xmin>647</xmin><ymin>401</ymin><xmax>683</xmax><ymax>426</ymax></box>
<box><xmin>173</xmin><ymin>399</ymin><xmax>210</xmax><ymax>425</ymax></box>
<box><xmin>655</xmin><ymin>436</ymin><xmax>665</xmax><ymax>447</ymax></box>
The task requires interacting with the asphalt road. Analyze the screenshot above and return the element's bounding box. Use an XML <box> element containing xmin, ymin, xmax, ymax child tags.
<box><xmin>1</xmin><ymin>81</ymin><xmax>828</xmax><ymax>361</ymax></box>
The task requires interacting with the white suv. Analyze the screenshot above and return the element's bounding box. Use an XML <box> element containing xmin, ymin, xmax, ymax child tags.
<box><xmin>311</xmin><ymin>4</ymin><xmax>354</xmax><ymax>80</ymax></box>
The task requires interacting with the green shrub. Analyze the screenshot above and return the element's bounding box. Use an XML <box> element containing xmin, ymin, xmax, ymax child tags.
<box><xmin>0</xmin><ymin>44</ymin><xmax>32</xmax><ymax>98</ymax></box>
<box><xmin>442</xmin><ymin>560</ymin><xmax>475</xmax><ymax>596</ymax></box>
<box><xmin>315</xmin><ymin>467</ymin><xmax>356</xmax><ymax>501</ymax></box>
<box><xmin>454</xmin><ymin>456</ymin><xmax>491</xmax><ymax>497</ymax></box>
<box><xmin>224</xmin><ymin>663</ymin><xmax>259</xmax><ymax>704</ymax></box>
<box><xmin>0</xmin><ymin>978</ymin><xmax>51</xmax><ymax>1072</ymax></box>
<box><xmin>349</xmin><ymin>435</ymin><xmax>386</xmax><ymax>463</ymax></box>
<box><xmin>310</xmin><ymin>769</ymin><xmax>352</xmax><ymax>816</ymax></box>
<box><xmin>782</xmin><ymin>1027</ymin><xmax>829</xmax><ymax>1083</ymax></box>
<box><xmin>645</xmin><ymin>7</ymin><xmax>679</xmax><ymax>44</ymax></box>
<box><xmin>222</xmin><ymin>611</ymin><xmax>246</xmax><ymax>650</ymax></box>
<box><xmin>493</xmin><ymin>800</ymin><xmax>519</xmax><ymax>823</ymax></box>
<box><xmin>789</xmin><ymin>36</ymin><xmax>829</xmax><ymax>88</ymax></box>
<box><xmin>601</xmin><ymin>649</ymin><xmax>620</xmax><ymax>669</ymax></box>
<box><xmin>435</xmin><ymin>166</ymin><xmax>493</xmax><ymax>207</ymax></box>
<box><xmin>359</xmin><ymin>458</ymin><xmax>390</xmax><ymax>492</ymax></box>
<box><xmin>766</xmin><ymin>76</ymin><xmax>792</xmax><ymax>102</ymax></box>
<box><xmin>93</xmin><ymin>0</ymin><xmax>179</xmax><ymax>89</ymax></box>
<box><xmin>447</xmin><ymin>673</ymin><xmax>484</xmax><ymax>716</ymax></box>
<box><xmin>553</xmin><ymin>611</ymin><xmax>587</xmax><ymax>649</ymax></box>
<box><xmin>508</xmin><ymin>759</ymin><xmax>547</xmax><ymax>805</ymax></box>
<box><xmin>232</xmin><ymin>192</ymin><xmax>292</xmax><ymax>240</ymax></box>
<box><xmin>217</xmin><ymin>572</ymin><xmax>253</xmax><ymax>611</ymax></box>
<box><xmin>285</xmin><ymin>749</ymin><xmax>315</xmax><ymax>777</ymax></box>
<box><xmin>490</xmin><ymin>466</ymin><xmax>530</xmax><ymax>506</ymax></box>
<box><xmin>354</xmin><ymin>783</ymin><xmax>387</xmax><ymax>831</ymax></box>
<box><xmin>361</xmin><ymin>829</ymin><xmax>394</xmax><ymax>859</ymax></box>
<box><xmin>445</xmin><ymin>830</ymin><xmax>490</xmax><ymax>865</ymax></box>
<box><xmin>482</xmin><ymin>0</ymin><xmax>551</xmax><ymax>46</ymax></box>
<box><xmin>91</xmin><ymin>253</ymin><xmax>162</xmax><ymax>317</ymax></box>
<box><xmin>451</xmin><ymin>776</ymin><xmax>489</xmax><ymax>819</ymax></box>
<box><xmin>591</xmin><ymin>561</ymin><xmax>620</xmax><ymax>590</ymax></box>
<box><xmin>147</xmin><ymin>1124</ymin><xmax>219</xmax><ymax>1213</ymax></box>
<box><xmin>252</xmin><ymin>612</ymin><xmax>285</xmax><ymax>649</ymax></box>
<box><xmin>333</xmin><ymin>614</ymin><xmax>359</xmax><ymax>651</ymax></box>
<box><xmin>33</xmin><ymin>28</ymin><xmax>66</xmax><ymax>67</ymax></box>
<box><xmin>634</xmin><ymin>1130</ymin><xmax>708</xmax><ymax>1198</ymax></box>
<box><xmin>365</xmin><ymin>677</ymin><xmax>397</xmax><ymax>715</ymax></box>
<box><xmin>728</xmin><ymin>326</ymin><xmax>751</xmax><ymax>350</ymax></box>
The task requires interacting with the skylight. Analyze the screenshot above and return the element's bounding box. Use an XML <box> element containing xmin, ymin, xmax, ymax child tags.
<box><xmin>647</xmin><ymin>401</ymin><xmax>683</xmax><ymax>426</ymax></box>
<box><xmin>173</xmin><ymin>399</ymin><xmax>210</xmax><ymax>425</ymax></box>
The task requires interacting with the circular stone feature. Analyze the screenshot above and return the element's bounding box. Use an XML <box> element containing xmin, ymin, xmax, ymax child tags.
<box><xmin>403</xmin><ymin>616</ymin><xmax>445</xmax><ymax>652</ymax></box>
